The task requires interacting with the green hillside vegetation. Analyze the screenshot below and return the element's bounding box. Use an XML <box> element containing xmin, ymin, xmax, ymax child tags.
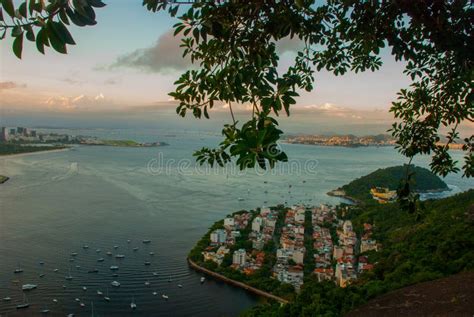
<box><xmin>340</xmin><ymin>165</ymin><xmax>448</xmax><ymax>203</ymax></box>
<box><xmin>243</xmin><ymin>190</ymin><xmax>474</xmax><ymax>316</ymax></box>
<box><xmin>0</xmin><ymin>143</ymin><xmax>66</xmax><ymax>156</ymax></box>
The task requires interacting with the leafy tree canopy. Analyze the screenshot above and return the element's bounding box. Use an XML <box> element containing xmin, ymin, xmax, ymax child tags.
<box><xmin>1</xmin><ymin>0</ymin><xmax>472</xmax><ymax>176</ymax></box>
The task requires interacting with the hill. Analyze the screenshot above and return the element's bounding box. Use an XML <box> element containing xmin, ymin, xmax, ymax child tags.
<box><xmin>335</xmin><ymin>165</ymin><xmax>448</xmax><ymax>203</ymax></box>
<box><xmin>346</xmin><ymin>271</ymin><xmax>474</xmax><ymax>317</ymax></box>
<box><xmin>243</xmin><ymin>189</ymin><xmax>474</xmax><ymax>316</ymax></box>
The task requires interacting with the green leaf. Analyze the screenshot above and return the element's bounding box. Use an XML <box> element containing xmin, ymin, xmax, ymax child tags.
<box><xmin>35</xmin><ymin>28</ymin><xmax>47</xmax><ymax>54</ymax></box>
<box><xmin>51</xmin><ymin>21</ymin><xmax>75</xmax><ymax>45</ymax></box>
<box><xmin>28</xmin><ymin>0</ymin><xmax>35</xmax><ymax>15</ymax></box>
<box><xmin>1</xmin><ymin>0</ymin><xmax>14</xmax><ymax>18</ymax></box>
<box><xmin>59</xmin><ymin>9</ymin><xmax>70</xmax><ymax>25</ymax></box>
<box><xmin>45</xmin><ymin>22</ymin><xmax>67</xmax><ymax>54</ymax></box>
<box><xmin>11</xmin><ymin>25</ymin><xmax>22</xmax><ymax>37</ymax></box>
<box><xmin>88</xmin><ymin>0</ymin><xmax>106</xmax><ymax>8</ymax></box>
<box><xmin>12</xmin><ymin>33</ymin><xmax>23</xmax><ymax>59</ymax></box>
<box><xmin>18</xmin><ymin>1</ymin><xmax>27</xmax><ymax>18</ymax></box>
<box><xmin>25</xmin><ymin>25</ymin><xmax>35</xmax><ymax>41</ymax></box>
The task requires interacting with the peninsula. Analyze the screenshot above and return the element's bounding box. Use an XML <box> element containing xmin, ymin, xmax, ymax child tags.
<box><xmin>191</xmin><ymin>190</ymin><xmax>473</xmax><ymax>316</ymax></box>
<box><xmin>0</xmin><ymin>126</ymin><xmax>169</xmax><ymax>156</ymax></box>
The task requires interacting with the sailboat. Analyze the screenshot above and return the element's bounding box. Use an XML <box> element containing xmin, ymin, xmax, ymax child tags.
<box><xmin>14</xmin><ymin>262</ymin><xmax>23</xmax><ymax>274</ymax></box>
<box><xmin>16</xmin><ymin>293</ymin><xmax>29</xmax><ymax>309</ymax></box>
<box><xmin>162</xmin><ymin>294</ymin><xmax>169</xmax><ymax>300</ymax></box>
<box><xmin>104</xmin><ymin>287</ymin><xmax>110</xmax><ymax>301</ymax></box>
<box><xmin>40</xmin><ymin>304</ymin><xmax>50</xmax><ymax>314</ymax></box>
<box><xmin>130</xmin><ymin>296</ymin><xmax>137</xmax><ymax>310</ymax></box>
<box><xmin>97</xmin><ymin>289</ymin><xmax>103</xmax><ymax>296</ymax></box>
<box><xmin>65</xmin><ymin>268</ymin><xmax>73</xmax><ymax>280</ymax></box>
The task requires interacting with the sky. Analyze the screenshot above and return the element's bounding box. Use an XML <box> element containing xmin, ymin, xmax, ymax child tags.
<box><xmin>0</xmin><ymin>1</ymin><xmax>433</xmax><ymax>135</ymax></box>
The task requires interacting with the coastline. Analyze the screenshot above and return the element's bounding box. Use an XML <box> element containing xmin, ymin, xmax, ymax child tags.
<box><xmin>187</xmin><ymin>258</ymin><xmax>289</xmax><ymax>305</ymax></box>
<box><xmin>327</xmin><ymin>189</ymin><xmax>361</xmax><ymax>205</ymax></box>
<box><xmin>0</xmin><ymin>147</ymin><xmax>71</xmax><ymax>158</ymax></box>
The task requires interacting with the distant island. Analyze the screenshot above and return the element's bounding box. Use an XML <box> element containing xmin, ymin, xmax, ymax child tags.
<box><xmin>285</xmin><ymin>134</ymin><xmax>396</xmax><ymax>147</ymax></box>
<box><xmin>328</xmin><ymin>165</ymin><xmax>449</xmax><ymax>204</ymax></box>
<box><xmin>285</xmin><ymin>133</ymin><xmax>465</xmax><ymax>149</ymax></box>
<box><xmin>0</xmin><ymin>126</ymin><xmax>169</xmax><ymax>156</ymax></box>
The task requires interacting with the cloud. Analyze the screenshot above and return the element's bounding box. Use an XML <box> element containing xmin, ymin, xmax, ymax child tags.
<box><xmin>303</xmin><ymin>103</ymin><xmax>345</xmax><ymax>111</ymax></box>
<box><xmin>0</xmin><ymin>81</ymin><xmax>26</xmax><ymax>91</ymax></box>
<box><xmin>43</xmin><ymin>93</ymin><xmax>111</xmax><ymax>111</ymax></box>
<box><xmin>104</xmin><ymin>78</ymin><xmax>120</xmax><ymax>85</ymax></box>
<box><xmin>276</xmin><ymin>36</ymin><xmax>304</xmax><ymax>54</ymax></box>
<box><xmin>109</xmin><ymin>30</ymin><xmax>192</xmax><ymax>73</ymax></box>
<box><xmin>63</xmin><ymin>77</ymin><xmax>85</xmax><ymax>85</ymax></box>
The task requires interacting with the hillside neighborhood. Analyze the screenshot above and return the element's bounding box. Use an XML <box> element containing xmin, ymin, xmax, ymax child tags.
<box><xmin>199</xmin><ymin>204</ymin><xmax>380</xmax><ymax>293</ymax></box>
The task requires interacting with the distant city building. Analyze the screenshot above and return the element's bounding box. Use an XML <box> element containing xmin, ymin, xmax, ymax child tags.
<box><xmin>9</xmin><ymin>128</ymin><xmax>16</xmax><ymax>135</ymax></box>
<box><xmin>1</xmin><ymin>127</ymin><xmax>8</xmax><ymax>142</ymax></box>
<box><xmin>210</xmin><ymin>229</ymin><xmax>227</xmax><ymax>245</ymax></box>
<box><xmin>224</xmin><ymin>217</ymin><xmax>235</xmax><ymax>229</ymax></box>
<box><xmin>252</xmin><ymin>216</ymin><xmax>263</xmax><ymax>232</ymax></box>
<box><xmin>232</xmin><ymin>249</ymin><xmax>247</xmax><ymax>266</ymax></box>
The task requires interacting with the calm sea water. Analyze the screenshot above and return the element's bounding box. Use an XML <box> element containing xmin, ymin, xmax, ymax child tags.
<box><xmin>0</xmin><ymin>129</ymin><xmax>472</xmax><ymax>316</ymax></box>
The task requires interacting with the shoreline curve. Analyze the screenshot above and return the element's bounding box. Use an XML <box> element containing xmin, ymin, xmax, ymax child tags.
<box><xmin>187</xmin><ymin>258</ymin><xmax>289</xmax><ymax>305</ymax></box>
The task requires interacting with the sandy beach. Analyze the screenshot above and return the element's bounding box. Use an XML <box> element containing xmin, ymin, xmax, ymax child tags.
<box><xmin>0</xmin><ymin>147</ymin><xmax>71</xmax><ymax>159</ymax></box>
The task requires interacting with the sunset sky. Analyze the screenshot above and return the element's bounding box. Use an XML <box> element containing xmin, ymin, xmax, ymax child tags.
<box><xmin>0</xmin><ymin>0</ymin><xmax>415</xmax><ymax>115</ymax></box>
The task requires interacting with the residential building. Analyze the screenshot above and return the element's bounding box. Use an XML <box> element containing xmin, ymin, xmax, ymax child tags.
<box><xmin>232</xmin><ymin>249</ymin><xmax>247</xmax><ymax>266</ymax></box>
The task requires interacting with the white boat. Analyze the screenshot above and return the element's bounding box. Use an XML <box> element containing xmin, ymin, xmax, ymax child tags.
<box><xmin>83</xmin><ymin>245</ymin><xmax>89</xmax><ymax>249</ymax></box>
<box><xmin>75</xmin><ymin>298</ymin><xmax>80</xmax><ymax>302</ymax></box>
<box><xmin>75</xmin><ymin>265</ymin><xmax>81</xmax><ymax>269</ymax></box>
<box><xmin>14</xmin><ymin>264</ymin><xmax>23</xmax><ymax>274</ymax></box>
<box><xmin>83</xmin><ymin>286</ymin><xmax>87</xmax><ymax>291</ymax></box>
<box><xmin>17</xmin><ymin>303</ymin><xmax>29</xmax><ymax>309</ymax></box>
<box><xmin>142</xmin><ymin>240</ymin><xmax>151</xmax><ymax>244</ymax></box>
<box><xmin>111</xmin><ymin>281</ymin><xmax>121</xmax><ymax>287</ymax></box>
<box><xmin>113</xmin><ymin>245</ymin><xmax>119</xmax><ymax>249</ymax></box>
<box><xmin>130</xmin><ymin>296</ymin><xmax>137</xmax><ymax>310</ymax></box>
<box><xmin>53</xmin><ymin>268</ymin><xmax>59</xmax><ymax>272</ymax></box>
<box><xmin>80</xmin><ymin>302</ymin><xmax>85</xmax><ymax>307</ymax></box>
<box><xmin>115</xmin><ymin>254</ymin><xmax>125</xmax><ymax>259</ymax></box>
<box><xmin>97</xmin><ymin>290</ymin><xmax>103</xmax><ymax>296</ymax></box>
<box><xmin>152</xmin><ymin>272</ymin><xmax>158</xmax><ymax>276</ymax></box>
<box><xmin>133</xmin><ymin>247</ymin><xmax>139</xmax><ymax>251</ymax></box>
<box><xmin>52</xmin><ymin>299</ymin><xmax>58</xmax><ymax>303</ymax></box>
<box><xmin>71</xmin><ymin>252</ymin><xmax>78</xmax><ymax>257</ymax></box>
<box><xmin>144</xmin><ymin>281</ymin><xmax>150</xmax><ymax>286</ymax></box>
<box><xmin>149</xmin><ymin>252</ymin><xmax>154</xmax><ymax>256</ymax></box>
<box><xmin>178</xmin><ymin>284</ymin><xmax>183</xmax><ymax>288</ymax></box>
<box><xmin>40</xmin><ymin>306</ymin><xmax>50</xmax><ymax>314</ymax></box>
<box><xmin>110</xmin><ymin>265</ymin><xmax>119</xmax><ymax>270</ymax></box>
<box><xmin>238</xmin><ymin>197</ymin><xmax>244</xmax><ymax>201</ymax></box>
<box><xmin>39</xmin><ymin>273</ymin><xmax>45</xmax><ymax>278</ymax></box>
<box><xmin>127</xmin><ymin>239</ymin><xmax>131</xmax><ymax>243</ymax></box>
<box><xmin>106</xmin><ymin>251</ymin><xmax>112</xmax><ymax>256</ymax></box>
<box><xmin>39</xmin><ymin>261</ymin><xmax>45</xmax><ymax>265</ymax></box>
<box><xmin>69</xmin><ymin>258</ymin><xmax>75</xmax><ymax>262</ymax></box>
<box><xmin>162</xmin><ymin>294</ymin><xmax>169</xmax><ymax>300</ymax></box>
<box><xmin>152</xmin><ymin>291</ymin><xmax>157</xmax><ymax>296</ymax></box>
<box><xmin>104</xmin><ymin>287</ymin><xmax>110</xmax><ymax>301</ymax></box>
<box><xmin>22</xmin><ymin>284</ymin><xmax>38</xmax><ymax>291</ymax></box>
<box><xmin>3</xmin><ymin>296</ymin><xmax>11</xmax><ymax>301</ymax></box>
<box><xmin>97</xmin><ymin>258</ymin><xmax>105</xmax><ymax>262</ymax></box>
<box><xmin>144</xmin><ymin>261</ymin><xmax>151</xmax><ymax>266</ymax></box>
<box><xmin>200</xmin><ymin>277</ymin><xmax>205</xmax><ymax>283</ymax></box>
<box><xmin>96</xmin><ymin>249</ymin><xmax>101</xmax><ymax>253</ymax></box>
